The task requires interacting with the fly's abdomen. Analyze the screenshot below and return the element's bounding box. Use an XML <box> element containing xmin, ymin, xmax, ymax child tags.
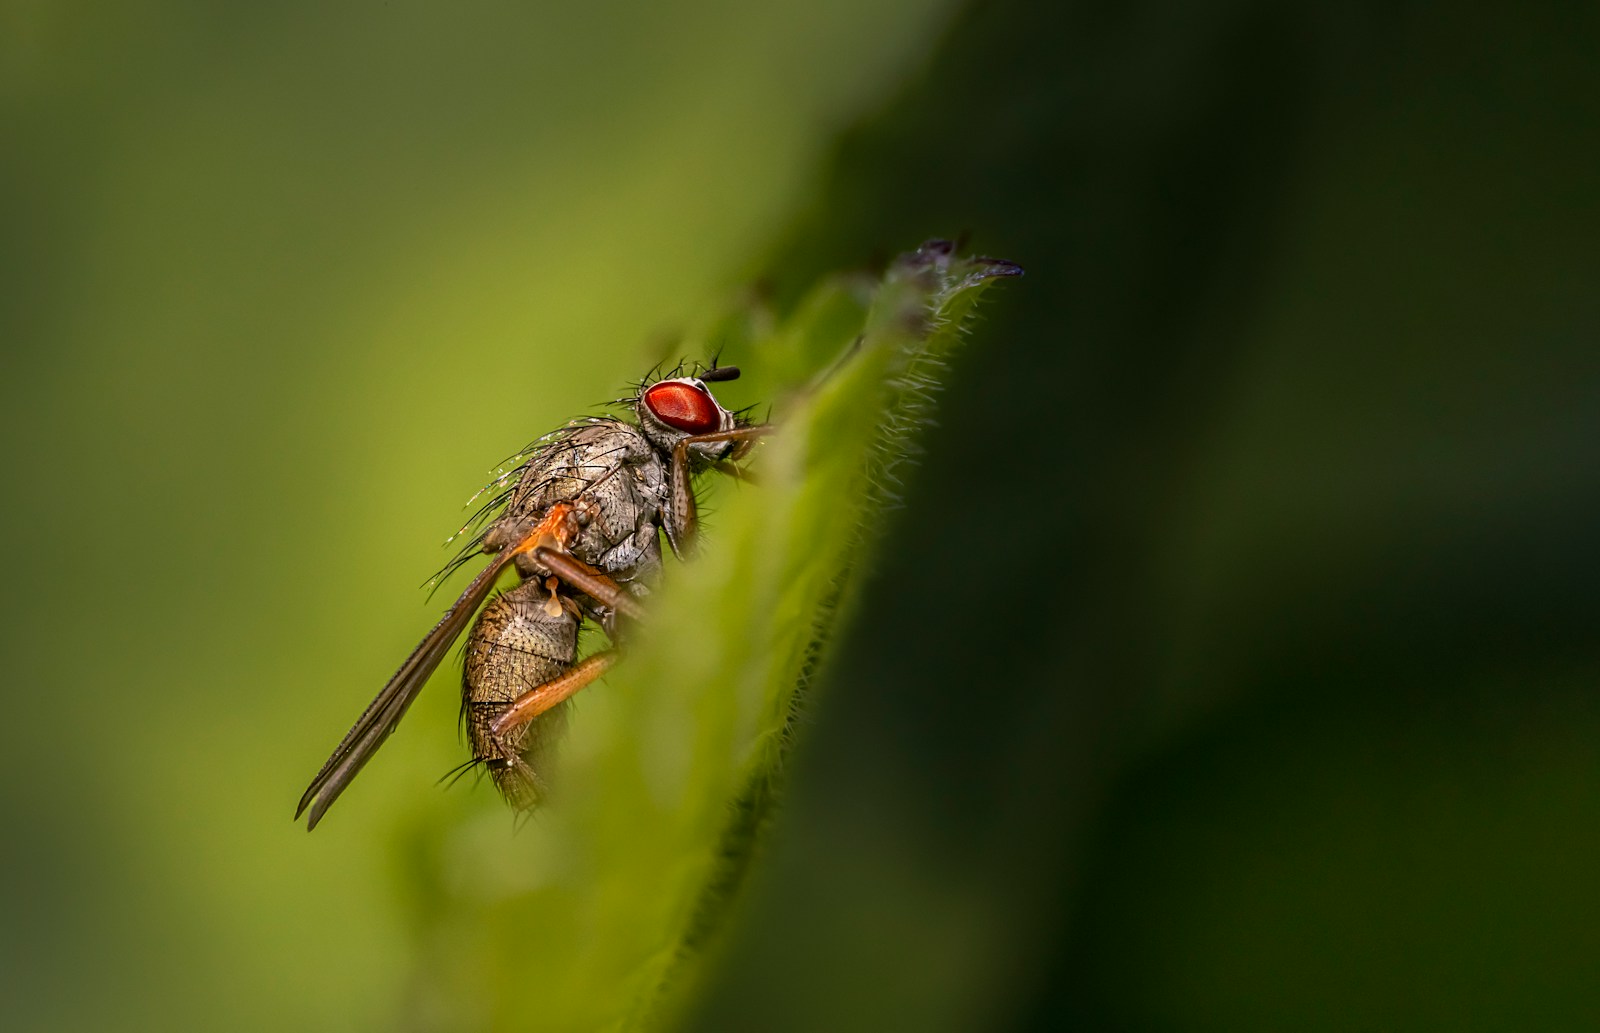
<box><xmin>462</xmin><ymin>579</ymin><xmax>579</xmax><ymax>810</ymax></box>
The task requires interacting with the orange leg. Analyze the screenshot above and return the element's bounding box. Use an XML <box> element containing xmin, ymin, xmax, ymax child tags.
<box><xmin>489</xmin><ymin>651</ymin><xmax>617</xmax><ymax>737</ymax></box>
<box><xmin>532</xmin><ymin>546</ymin><xmax>646</xmax><ymax>621</ymax></box>
<box><xmin>505</xmin><ymin>502</ymin><xmax>645</xmax><ymax>620</ymax></box>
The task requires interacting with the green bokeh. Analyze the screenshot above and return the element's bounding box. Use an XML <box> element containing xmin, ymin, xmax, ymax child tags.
<box><xmin>6</xmin><ymin>1</ymin><xmax>1599</xmax><ymax>1031</ymax></box>
<box><xmin>0</xmin><ymin>3</ymin><xmax>956</xmax><ymax>1030</ymax></box>
<box><xmin>689</xmin><ymin>2</ymin><xmax>1600</xmax><ymax>1030</ymax></box>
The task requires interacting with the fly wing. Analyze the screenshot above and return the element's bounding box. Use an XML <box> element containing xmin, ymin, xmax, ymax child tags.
<box><xmin>296</xmin><ymin>547</ymin><xmax>520</xmax><ymax>830</ymax></box>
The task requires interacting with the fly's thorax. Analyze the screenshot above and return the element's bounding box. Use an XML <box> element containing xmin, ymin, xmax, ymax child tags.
<box><xmin>485</xmin><ymin>419</ymin><xmax>662</xmax><ymax>566</ymax></box>
<box><xmin>495</xmin><ymin>420</ymin><xmax>650</xmax><ymax>514</ymax></box>
<box><xmin>636</xmin><ymin>377</ymin><xmax>738</xmax><ymax>462</ymax></box>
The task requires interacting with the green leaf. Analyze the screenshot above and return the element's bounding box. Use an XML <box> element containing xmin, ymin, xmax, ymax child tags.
<box><xmin>400</xmin><ymin>242</ymin><xmax>1019</xmax><ymax>1033</ymax></box>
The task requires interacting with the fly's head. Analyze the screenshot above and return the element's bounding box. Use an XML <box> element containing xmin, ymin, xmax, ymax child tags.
<box><xmin>635</xmin><ymin>363</ymin><xmax>743</xmax><ymax>462</ymax></box>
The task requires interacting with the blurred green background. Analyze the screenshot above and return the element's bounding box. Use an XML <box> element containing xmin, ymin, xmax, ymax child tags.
<box><xmin>4</xmin><ymin>1</ymin><xmax>1598</xmax><ymax>1031</ymax></box>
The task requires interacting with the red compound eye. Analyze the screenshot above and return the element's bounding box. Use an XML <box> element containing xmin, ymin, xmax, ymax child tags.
<box><xmin>643</xmin><ymin>380</ymin><xmax>721</xmax><ymax>434</ymax></box>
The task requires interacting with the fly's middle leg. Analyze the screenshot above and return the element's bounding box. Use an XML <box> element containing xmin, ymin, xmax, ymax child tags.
<box><xmin>531</xmin><ymin>545</ymin><xmax>646</xmax><ymax>621</ymax></box>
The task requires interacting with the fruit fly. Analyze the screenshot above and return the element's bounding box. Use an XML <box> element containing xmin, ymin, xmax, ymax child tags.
<box><xmin>296</xmin><ymin>363</ymin><xmax>764</xmax><ymax>830</ymax></box>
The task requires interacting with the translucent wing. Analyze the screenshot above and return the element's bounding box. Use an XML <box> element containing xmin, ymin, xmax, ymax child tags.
<box><xmin>295</xmin><ymin>547</ymin><xmax>522</xmax><ymax>830</ymax></box>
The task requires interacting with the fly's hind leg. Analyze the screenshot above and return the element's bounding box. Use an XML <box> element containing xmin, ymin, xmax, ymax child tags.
<box><xmin>464</xmin><ymin>562</ymin><xmax>634</xmax><ymax>809</ymax></box>
<box><xmin>489</xmin><ymin>651</ymin><xmax>617</xmax><ymax>739</ymax></box>
<box><xmin>496</xmin><ymin>555</ymin><xmax>631</xmax><ymax>738</ymax></box>
<box><xmin>466</xmin><ymin>529</ymin><xmax>643</xmax><ymax>785</ymax></box>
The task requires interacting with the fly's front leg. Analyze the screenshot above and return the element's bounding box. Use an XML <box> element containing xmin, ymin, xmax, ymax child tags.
<box><xmin>666</xmin><ymin>424</ymin><xmax>770</xmax><ymax>556</ymax></box>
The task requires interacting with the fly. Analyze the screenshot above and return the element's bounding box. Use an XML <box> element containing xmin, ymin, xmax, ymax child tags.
<box><xmin>296</xmin><ymin>362</ymin><xmax>764</xmax><ymax>830</ymax></box>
